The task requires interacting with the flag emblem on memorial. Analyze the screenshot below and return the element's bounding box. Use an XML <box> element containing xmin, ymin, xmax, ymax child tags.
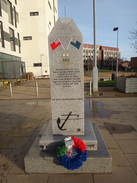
<box><xmin>70</xmin><ymin>38</ymin><xmax>81</xmax><ymax>49</ymax></box>
<box><xmin>60</xmin><ymin>53</ymin><xmax>72</xmax><ymax>66</ymax></box>
<box><xmin>50</xmin><ymin>39</ymin><xmax>61</xmax><ymax>50</ymax></box>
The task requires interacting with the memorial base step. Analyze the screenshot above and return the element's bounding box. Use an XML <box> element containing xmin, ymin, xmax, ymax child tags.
<box><xmin>39</xmin><ymin>119</ymin><xmax>97</xmax><ymax>151</ymax></box>
<box><xmin>24</xmin><ymin>122</ymin><xmax>112</xmax><ymax>173</ymax></box>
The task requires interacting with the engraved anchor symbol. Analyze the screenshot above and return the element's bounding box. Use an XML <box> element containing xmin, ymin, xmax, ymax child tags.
<box><xmin>57</xmin><ymin>111</ymin><xmax>79</xmax><ymax>130</ymax></box>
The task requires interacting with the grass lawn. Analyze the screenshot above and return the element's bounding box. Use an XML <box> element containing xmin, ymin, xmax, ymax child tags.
<box><xmin>98</xmin><ymin>80</ymin><xmax>115</xmax><ymax>85</ymax></box>
<box><xmin>85</xmin><ymin>69</ymin><xmax>113</xmax><ymax>73</ymax></box>
<box><xmin>98</xmin><ymin>69</ymin><xmax>113</xmax><ymax>72</ymax></box>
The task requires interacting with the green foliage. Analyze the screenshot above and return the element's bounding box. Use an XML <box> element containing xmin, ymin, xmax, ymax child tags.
<box><xmin>98</xmin><ymin>80</ymin><xmax>115</xmax><ymax>85</ymax></box>
<box><xmin>98</xmin><ymin>69</ymin><xmax>112</xmax><ymax>72</ymax></box>
<box><xmin>57</xmin><ymin>140</ymin><xmax>67</xmax><ymax>158</ymax></box>
<box><xmin>84</xmin><ymin>69</ymin><xmax>112</xmax><ymax>73</ymax></box>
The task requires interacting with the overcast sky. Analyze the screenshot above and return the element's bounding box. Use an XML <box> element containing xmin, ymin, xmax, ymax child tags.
<box><xmin>58</xmin><ymin>0</ymin><xmax>137</xmax><ymax>61</ymax></box>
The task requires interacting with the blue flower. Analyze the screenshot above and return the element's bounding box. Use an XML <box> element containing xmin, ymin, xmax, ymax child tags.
<box><xmin>57</xmin><ymin>148</ymin><xmax>88</xmax><ymax>170</ymax></box>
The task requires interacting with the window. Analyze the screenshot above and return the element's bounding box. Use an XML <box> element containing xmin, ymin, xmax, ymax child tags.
<box><xmin>30</xmin><ymin>12</ymin><xmax>39</xmax><ymax>16</ymax></box>
<box><xmin>48</xmin><ymin>1</ymin><xmax>52</xmax><ymax>10</ymax></box>
<box><xmin>16</xmin><ymin>12</ymin><xmax>19</xmax><ymax>23</ymax></box>
<box><xmin>103</xmin><ymin>48</ymin><xmax>105</xmax><ymax>50</ymax></box>
<box><xmin>0</xmin><ymin>0</ymin><xmax>2</xmax><ymax>16</ymax></box>
<box><xmin>13</xmin><ymin>6</ymin><xmax>17</xmax><ymax>27</ymax></box>
<box><xmin>7</xmin><ymin>0</ymin><xmax>13</xmax><ymax>25</ymax></box>
<box><xmin>49</xmin><ymin>21</ymin><xmax>51</xmax><ymax>26</ymax></box>
<box><xmin>53</xmin><ymin>0</ymin><xmax>55</xmax><ymax>12</ymax></box>
<box><xmin>0</xmin><ymin>21</ymin><xmax>5</xmax><ymax>47</ymax></box>
<box><xmin>23</xmin><ymin>36</ymin><xmax>32</xmax><ymax>40</ymax></box>
<box><xmin>33</xmin><ymin>63</ymin><xmax>42</xmax><ymax>67</ymax></box>
<box><xmin>17</xmin><ymin>33</ymin><xmax>21</xmax><ymax>53</ymax></box>
<box><xmin>9</xmin><ymin>28</ymin><xmax>15</xmax><ymax>51</ymax></box>
<box><xmin>54</xmin><ymin>15</ymin><xmax>55</xmax><ymax>25</ymax></box>
<box><xmin>15</xmin><ymin>0</ymin><xmax>17</xmax><ymax>5</ymax></box>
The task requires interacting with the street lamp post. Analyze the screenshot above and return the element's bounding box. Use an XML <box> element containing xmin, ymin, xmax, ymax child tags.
<box><xmin>88</xmin><ymin>57</ymin><xmax>89</xmax><ymax>72</ymax></box>
<box><xmin>110</xmin><ymin>55</ymin><xmax>113</xmax><ymax>72</ymax></box>
<box><xmin>92</xmin><ymin>0</ymin><xmax>98</xmax><ymax>92</ymax></box>
<box><xmin>113</xmin><ymin>27</ymin><xmax>118</xmax><ymax>76</ymax></box>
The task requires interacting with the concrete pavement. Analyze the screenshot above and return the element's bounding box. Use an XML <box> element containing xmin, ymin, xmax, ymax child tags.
<box><xmin>0</xmin><ymin>79</ymin><xmax>137</xmax><ymax>183</ymax></box>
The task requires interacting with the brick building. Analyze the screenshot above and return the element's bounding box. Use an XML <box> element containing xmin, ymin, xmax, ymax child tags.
<box><xmin>131</xmin><ymin>57</ymin><xmax>137</xmax><ymax>69</ymax></box>
<box><xmin>83</xmin><ymin>44</ymin><xmax>121</xmax><ymax>70</ymax></box>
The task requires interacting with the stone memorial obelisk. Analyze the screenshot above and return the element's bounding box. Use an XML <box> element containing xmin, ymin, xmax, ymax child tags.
<box><xmin>24</xmin><ymin>18</ymin><xmax>112</xmax><ymax>174</ymax></box>
<box><xmin>49</xmin><ymin>18</ymin><xmax>84</xmax><ymax>135</ymax></box>
<box><xmin>39</xmin><ymin>18</ymin><xmax>98</xmax><ymax>151</ymax></box>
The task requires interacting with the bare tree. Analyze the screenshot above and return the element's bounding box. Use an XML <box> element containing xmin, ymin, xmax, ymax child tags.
<box><xmin>129</xmin><ymin>21</ymin><xmax>137</xmax><ymax>53</ymax></box>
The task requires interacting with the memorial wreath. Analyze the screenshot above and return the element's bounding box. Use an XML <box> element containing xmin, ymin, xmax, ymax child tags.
<box><xmin>57</xmin><ymin>136</ymin><xmax>88</xmax><ymax>170</ymax></box>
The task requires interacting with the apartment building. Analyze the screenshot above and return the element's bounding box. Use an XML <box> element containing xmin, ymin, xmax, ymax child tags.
<box><xmin>100</xmin><ymin>46</ymin><xmax>121</xmax><ymax>69</ymax></box>
<box><xmin>0</xmin><ymin>0</ymin><xmax>58</xmax><ymax>79</ymax></box>
<box><xmin>83</xmin><ymin>43</ymin><xmax>121</xmax><ymax>70</ymax></box>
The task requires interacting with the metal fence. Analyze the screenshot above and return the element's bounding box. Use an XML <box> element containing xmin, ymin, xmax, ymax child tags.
<box><xmin>0</xmin><ymin>59</ymin><xmax>26</xmax><ymax>79</ymax></box>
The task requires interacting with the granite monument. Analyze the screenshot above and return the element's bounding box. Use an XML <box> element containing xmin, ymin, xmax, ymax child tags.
<box><xmin>24</xmin><ymin>18</ymin><xmax>112</xmax><ymax>173</ymax></box>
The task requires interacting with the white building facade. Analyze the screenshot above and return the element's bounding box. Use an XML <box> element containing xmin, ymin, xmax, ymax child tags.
<box><xmin>0</xmin><ymin>0</ymin><xmax>58</xmax><ymax>78</ymax></box>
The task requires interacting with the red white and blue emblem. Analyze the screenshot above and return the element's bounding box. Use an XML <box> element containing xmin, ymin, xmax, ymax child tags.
<box><xmin>70</xmin><ymin>38</ymin><xmax>81</xmax><ymax>49</ymax></box>
<box><xmin>50</xmin><ymin>39</ymin><xmax>61</xmax><ymax>50</ymax></box>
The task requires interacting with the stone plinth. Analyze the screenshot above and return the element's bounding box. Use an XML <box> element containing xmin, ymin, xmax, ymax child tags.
<box><xmin>39</xmin><ymin>120</ymin><xmax>97</xmax><ymax>151</ymax></box>
<box><xmin>24</xmin><ymin>122</ymin><xmax>112</xmax><ymax>173</ymax></box>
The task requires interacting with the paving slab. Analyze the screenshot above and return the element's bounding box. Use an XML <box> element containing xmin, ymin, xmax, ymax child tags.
<box><xmin>94</xmin><ymin>166</ymin><xmax>137</xmax><ymax>183</ymax></box>
<box><xmin>103</xmin><ymin>136</ymin><xmax>119</xmax><ymax>149</ymax></box>
<box><xmin>125</xmin><ymin>154</ymin><xmax>137</xmax><ymax>174</ymax></box>
<box><xmin>130</xmin><ymin>124</ymin><xmax>137</xmax><ymax>131</ymax></box>
<box><xmin>125</xmin><ymin>119</ymin><xmax>137</xmax><ymax>125</ymax></box>
<box><xmin>99</xmin><ymin>128</ymin><xmax>112</xmax><ymax>137</ymax></box>
<box><xmin>0</xmin><ymin>136</ymin><xmax>30</xmax><ymax>149</ymax></box>
<box><xmin>0</xmin><ymin>149</ymin><xmax>22</xmax><ymax>164</ymax></box>
<box><xmin>102</xmin><ymin>117</ymin><xmax>125</xmax><ymax>123</ymax></box>
<box><xmin>0</xmin><ymin>132</ymin><xmax>9</xmax><ymax>141</ymax></box>
<box><xmin>2</xmin><ymin>174</ymin><xmax>49</xmax><ymax>183</ymax></box>
<box><xmin>104</xmin><ymin>122</ymin><xmax>137</xmax><ymax>139</ymax></box>
<box><xmin>48</xmin><ymin>173</ymin><xmax>93</xmax><ymax>183</ymax></box>
<box><xmin>9</xmin><ymin>153</ymin><xmax>25</xmax><ymax>174</ymax></box>
<box><xmin>0</xmin><ymin>124</ymin><xmax>17</xmax><ymax>132</ymax></box>
<box><xmin>0</xmin><ymin>149</ymin><xmax>22</xmax><ymax>183</ymax></box>
<box><xmin>109</xmin><ymin>149</ymin><xmax>130</xmax><ymax>167</ymax></box>
<box><xmin>116</xmin><ymin>140</ymin><xmax>137</xmax><ymax>153</ymax></box>
<box><xmin>113</xmin><ymin>131</ymin><xmax>137</xmax><ymax>140</ymax></box>
<box><xmin>0</xmin><ymin>164</ymin><xmax>12</xmax><ymax>183</ymax></box>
